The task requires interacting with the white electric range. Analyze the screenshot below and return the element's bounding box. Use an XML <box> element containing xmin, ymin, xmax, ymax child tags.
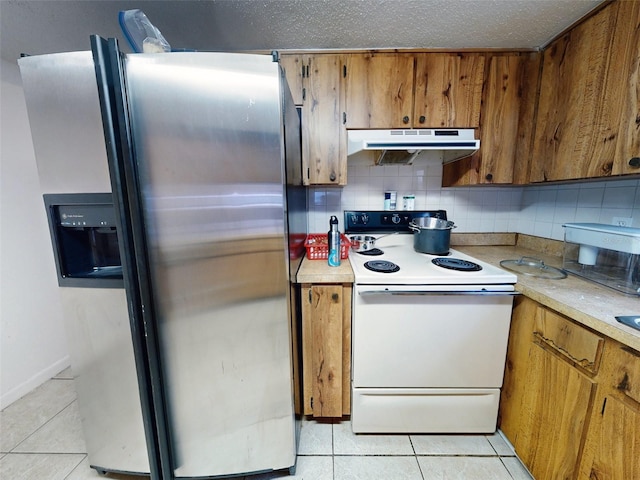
<box><xmin>345</xmin><ymin>210</ymin><xmax>517</xmax><ymax>434</ymax></box>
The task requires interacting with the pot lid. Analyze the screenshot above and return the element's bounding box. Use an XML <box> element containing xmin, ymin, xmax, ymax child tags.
<box><xmin>500</xmin><ymin>257</ymin><xmax>567</xmax><ymax>279</ymax></box>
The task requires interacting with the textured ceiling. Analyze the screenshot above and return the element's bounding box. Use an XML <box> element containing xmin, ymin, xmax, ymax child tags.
<box><xmin>1</xmin><ymin>0</ymin><xmax>605</xmax><ymax>62</ymax></box>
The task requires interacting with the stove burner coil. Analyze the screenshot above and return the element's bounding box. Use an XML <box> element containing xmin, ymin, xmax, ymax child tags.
<box><xmin>364</xmin><ymin>260</ymin><xmax>400</xmax><ymax>273</ymax></box>
<box><xmin>358</xmin><ymin>248</ymin><xmax>384</xmax><ymax>256</ymax></box>
<box><xmin>432</xmin><ymin>257</ymin><xmax>483</xmax><ymax>272</ymax></box>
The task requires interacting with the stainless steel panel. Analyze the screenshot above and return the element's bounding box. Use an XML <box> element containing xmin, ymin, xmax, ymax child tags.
<box><xmin>19</xmin><ymin>52</ymin><xmax>150</xmax><ymax>474</ymax></box>
<box><xmin>18</xmin><ymin>52</ymin><xmax>112</xmax><ymax>194</ymax></box>
<box><xmin>59</xmin><ymin>288</ymin><xmax>150</xmax><ymax>473</ymax></box>
<box><xmin>124</xmin><ymin>53</ymin><xmax>295</xmax><ymax>477</ymax></box>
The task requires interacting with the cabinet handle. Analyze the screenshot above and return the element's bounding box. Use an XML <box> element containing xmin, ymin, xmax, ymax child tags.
<box><xmin>629</xmin><ymin>157</ymin><xmax>640</xmax><ymax>168</ymax></box>
<box><xmin>419</xmin><ymin>115</ymin><xmax>426</xmax><ymax>124</ymax></box>
<box><xmin>485</xmin><ymin>173</ymin><xmax>493</xmax><ymax>181</ymax></box>
<box><xmin>403</xmin><ymin>116</ymin><xmax>410</xmax><ymax>124</ymax></box>
<box><xmin>329</xmin><ymin>172</ymin><xmax>337</xmax><ymax>182</ymax></box>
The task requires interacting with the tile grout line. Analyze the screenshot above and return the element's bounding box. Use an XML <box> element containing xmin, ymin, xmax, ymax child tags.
<box><xmin>8</xmin><ymin>396</ymin><xmax>78</xmax><ymax>454</ymax></box>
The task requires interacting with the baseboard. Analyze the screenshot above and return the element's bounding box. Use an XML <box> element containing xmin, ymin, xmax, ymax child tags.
<box><xmin>1</xmin><ymin>355</ymin><xmax>71</xmax><ymax>410</ymax></box>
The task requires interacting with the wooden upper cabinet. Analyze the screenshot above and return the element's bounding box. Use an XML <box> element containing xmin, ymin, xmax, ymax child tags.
<box><xmin>612</xmin><ymin>0</ymin><xmax>640</xmax><ymax>175</ymax></box>
<box><xmin>413</xmin><ymin>53</ymin><xmax>484</xmax><ymax>128</ymax></box>
<box><xmin>344</xmin><ymin>53</ymin><xmax>415</xmax><ymax>128</ymax></box>
<box><xmin>301</xmin><ymin>54</ymin><xmax>347</xmax><ymax>185</ymax></box>
<box><xmin>344</xmin><ymin>52</ymin><xmax>484</xmax><ymax>129</ymax></box>
<box><xmin>531</xmin><ymin>0</ymin><xmax>637</xmax><ymax>182</ymax></box>
<box><xmin>442</xmin><ymin>53</ymin><xmax>539</xmax><ymax>186</ymax></box>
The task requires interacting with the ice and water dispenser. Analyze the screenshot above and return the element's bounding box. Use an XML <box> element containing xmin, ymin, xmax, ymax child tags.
<box><xmin>44</xmin><ymin>193</ymin><xmax>123</xmax><ymax>288</ymax></box>
<box><xmin>563</xmin><ymin>223</ymin><xmax>640</xmax><ymax>296</ymax></box>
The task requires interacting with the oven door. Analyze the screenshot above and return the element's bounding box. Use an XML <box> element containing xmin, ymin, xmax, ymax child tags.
<box><xmin>352</xmin><ymin>284</ymin><xmax>516</xmax><ymax>389</ymax></box>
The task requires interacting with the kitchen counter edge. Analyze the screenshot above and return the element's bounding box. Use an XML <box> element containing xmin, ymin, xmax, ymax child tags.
<box><xmin>457</xmin><ymin>245</ymin><xmax>640</xmax><ymax>352</ymax></box>
<box><xmin>296</xmin><ymin>256</ymin><xmax>355</xmax><ymax>284</ymax></box>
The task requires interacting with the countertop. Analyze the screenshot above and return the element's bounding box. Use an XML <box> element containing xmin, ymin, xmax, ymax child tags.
<box><xmin>296</xmin><ymin>241</ymin><xmax>640</xmax><ymax>351</ymax></box>
<box><xmin>296</xmin><ymin>256</ymin><xmax>355</xmax><ymax>283</ymax></box>
<box><xmin>456</xmin><ymin>244</ymin><xmax>640</xmax><ymax>351</ymax></box>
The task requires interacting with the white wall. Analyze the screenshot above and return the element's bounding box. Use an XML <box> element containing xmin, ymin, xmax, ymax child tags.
<box><xmin>307</xmin><ymin>152</ymin><xmax>640</xmax><ymax>236</ymax></box>
<box><xmin>1</xmin><ymin>59</ymin><xmax>69</xmax><ymax>409</ymax></box>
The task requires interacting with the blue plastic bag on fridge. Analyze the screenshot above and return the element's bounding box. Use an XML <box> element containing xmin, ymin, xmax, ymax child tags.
<box><xmin>119</xmin><ymin>9</ymin><xmax>171</xmax><ymax>53</ymax></box>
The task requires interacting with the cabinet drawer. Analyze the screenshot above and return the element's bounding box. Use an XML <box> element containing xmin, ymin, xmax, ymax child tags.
<box><xmin>608</xmin><ymin>343</ymin><xmax>640</xmax><ymax>406</ymax></box>
<box><xmin>533</xmin><ymin>307</ymin><xmax>604</xmax><ymax>375</ymax></box>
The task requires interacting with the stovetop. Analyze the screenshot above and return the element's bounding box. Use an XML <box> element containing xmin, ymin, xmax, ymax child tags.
<box><xmin>344</xmin><ymin>211</ymin><xmax>516</xmax><ymax>286</ymax></box>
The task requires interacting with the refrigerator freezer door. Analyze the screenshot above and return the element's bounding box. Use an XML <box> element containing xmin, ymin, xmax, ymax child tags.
<box><xmin>59</xmin><ymin>288</ymin><xmax>150</xmax><ymax>473</ymax></box>
<box><xmin>123</xmin><ymin>52</ymin><xmax>296</xmax><ymax>477</ymax></box>
<box><xmin>18</xmin><ymin>52</ymin><xmax>150</xmax><ymax>475</ymax></box>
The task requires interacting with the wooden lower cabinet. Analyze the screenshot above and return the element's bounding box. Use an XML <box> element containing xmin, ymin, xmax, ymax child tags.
<box><xmin>500</xmin><ymin>297</ymin><xmax>599</xmax><ymax>480</ymax></box>
<box><xmin>514</xmin><ymin>343</ymin><xmax>596</xmax><ymax>479</ymax></box>
<box><xmin>579</xmin><ymin>393</ymin><xmax>640</xmax><ymax>480</ymax></box>
<box><xmin>501</xmin><ymin>296</ymin><xmax>640</xmax><ymax>480</ymax></box>
<box><xmin>300</xmin><ymin>283</ymin><xmax>351</xmax><ymax>417</ymax></box>
<box><xmin>578</xmin><ymin>341</ymin><xmax>640</xmax><ymax>480</ymax></box>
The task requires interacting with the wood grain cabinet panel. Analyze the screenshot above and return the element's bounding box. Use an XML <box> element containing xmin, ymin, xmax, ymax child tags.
<box><xmin>344</xmin><ymin>53</ymin><xmax>415</xmax><ymax>129</ymax></box>
<box><xmin>279</xmin><ymin>54</ymin><xmax>304</xmax><ymax>105</ymax></box>
<box><xmin>413</xmin><ymin>53</ymin><xmax>484</xmax><ymax>128</ymax></box>
<box><xmin>301</xmin><ymin>283</ymin><xmax>351</xmax><ymax>418</ymax></box>
<box><xmin>443</xmin><ymin>53</ymin><xmax>539</xmax><ymax>186</ymax></box>
<box><xmin>516</xmin><ymin>343</ymin><xmax>596</xmax><ymax>480</ymax></box>
<box><xmin>533</xmin><ymin>306</ymin><xmax>604</xmax><ymax>375</ymax></box>
<box><xmin>280</xmin><ymin>54</ymin><xmax>346</xmax><ymax>185</ymax></box>
<box><xmin>580</xmin><ymin>394</ymin><xmax>640</xmax><ymax>480</ymax></box>
<box><xmin>612</xmin><ymin>0</ymin><xmax>640</xmax><ymax>176</ymax></box>
<box><xmin>301</xmin><ymin>55</ymin><xmax>347</xmax><ymax>185</ymax></box>
<box><xmin>500</xmin><ymin>297</ymin><xmax>598</xmax><ymax>480</ymax></box>
<box><xmin>502</xmin><ymin>296</ymin><xmax>640</xmax><ymax>480</ymax></box>
<box><xmin>531</xmin><ymin>0</ymin><xmax>639</xmax><ymax>182</ymax></box>
<box><xmin>578</xmin><ymin>342</ymin><xmax>640</xmax><ymax>480</ymax></box>
<box><xmin>344</xmin><ymin>52</ymin><xmax>484</xmax><ymax>129</ymax></box>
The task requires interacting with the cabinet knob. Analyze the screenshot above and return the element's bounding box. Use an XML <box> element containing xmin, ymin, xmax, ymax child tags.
<box><xmin>485</xmin><ymin>173</ymin><xmax>494</xmax><ymax>182</ymax></box>
<box><xmin>629</xmin><ymin>157</ymin><xmax>640</xmax><ymax>168</ymax></box>
<box><xmin>403</xmin><ymin>116</ymin><xmax>410</xmax><ymax>124</ymax></box>
<box><xmin>329</xmin><ymin>172</ymin><xmax>337</xmax><ymax>182</ymax></box>
<box><xmin>331</xmin><ymin>293</ymin><xmax>339</xmax><ymax>302</ymax></box>
<box><xmin>419</xmin><ymin>115</ymin><xmax>426</xmax><ymax>124</ymax></box>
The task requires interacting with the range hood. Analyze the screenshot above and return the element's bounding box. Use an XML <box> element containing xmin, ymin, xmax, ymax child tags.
<box><xmin>347</xmin><ymin>128</ymin><xmax>479</xmax><ymax>165</ymax></box>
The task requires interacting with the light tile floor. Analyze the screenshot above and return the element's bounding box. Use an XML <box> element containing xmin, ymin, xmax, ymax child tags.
<box><xmin>1</xmin><ymin>369</ymin><xmax>534</xmax><ymax>480</ymax></box>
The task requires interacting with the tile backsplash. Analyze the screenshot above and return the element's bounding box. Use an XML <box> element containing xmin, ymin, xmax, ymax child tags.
<box><xmin>307</xmin><ymin>154</ymin><xmax>640</xmax><ymax>240</ymax></box>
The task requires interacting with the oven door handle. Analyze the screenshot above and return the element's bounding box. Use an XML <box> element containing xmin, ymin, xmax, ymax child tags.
<box><xmin>358</xmin><ymin>290</ymin><xmax>522</xmax><ymax>296</ymax></box>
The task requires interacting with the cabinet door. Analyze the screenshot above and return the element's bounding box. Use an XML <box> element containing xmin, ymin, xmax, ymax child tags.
<box><xmin>301</xmin><ymin>284</ymin><xmax>350</xmax><ymax>417</ymax></box>
<box><xmin>442</xmin><ymin>54</ymin><xmax>535</xmax><ymax>186</ymax></box>
<box><xmin>413</xmin><ymin>53</ymin><xmax>484</xmax><ymax>128</ymax></box>
<box><xmin>579</xmin><ymin>341</ymin><xmax>640</xmax><ymax>479</ymax></box>
<box><xmin>531</xmin><ymin>2</ymin><xmax>624</xmax><ymax>182</ymax></box>
<box><xmin>500</xmin><ymin>297</ymin><xmax>598</xmax><ymax>480</ymax></box>
<box><xmin>581</xmin><ymin>395</ymin><xmax>640</xmax><ymax>480</ymax></box>
<box><xmin>612</xmin><ymin>0</ymin><xmax>640</xmax><ymax>175</ymax></box>
<box><xmin>515</xmin><ymin>343</ymin><xmax>596</xmax><ymax>480</ymax></box>
<box><xmin>344</xmin><ymin>53</ymin><xmax>415</xmax><ymax>128</ymax></box>
<box><xmin>302</xmin><ymin>55</ymin><xmax>346</xmax><ymax>185</ymax></box>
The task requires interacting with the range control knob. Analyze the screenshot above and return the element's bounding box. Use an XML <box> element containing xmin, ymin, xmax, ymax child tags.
<box><xmin>362</xmin><ymin>214</ymin><xmax>369</xmax><ymax>224</ymax></box>
<box><xmin>391</xmin><ymin>214</ymin><xmax>401</xmax><ymax>224</ymax></box>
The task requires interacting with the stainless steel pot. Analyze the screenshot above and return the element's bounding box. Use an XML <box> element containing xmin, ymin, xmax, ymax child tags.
<box><xmin>349</xmin><ymin>232</ymin><xmax>397</xmax><ymax>252</ymax></box>
<box><xmin>408</xmin><ymin>217</ymin><xmax>456</xmax><ymax>255</ymax></box>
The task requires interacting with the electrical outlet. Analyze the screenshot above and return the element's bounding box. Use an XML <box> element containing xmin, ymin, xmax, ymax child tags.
<box><xmin>613</xmin><ymin>217</ymin><xmax>633</xmax><ymax>227</ymax></box>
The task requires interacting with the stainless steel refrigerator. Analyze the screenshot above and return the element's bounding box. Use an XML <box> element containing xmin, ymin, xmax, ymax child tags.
<box><xmin>19</xmin><ymin>37</ymin><xmax>304</xmax><ymax>479</ymax></box>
